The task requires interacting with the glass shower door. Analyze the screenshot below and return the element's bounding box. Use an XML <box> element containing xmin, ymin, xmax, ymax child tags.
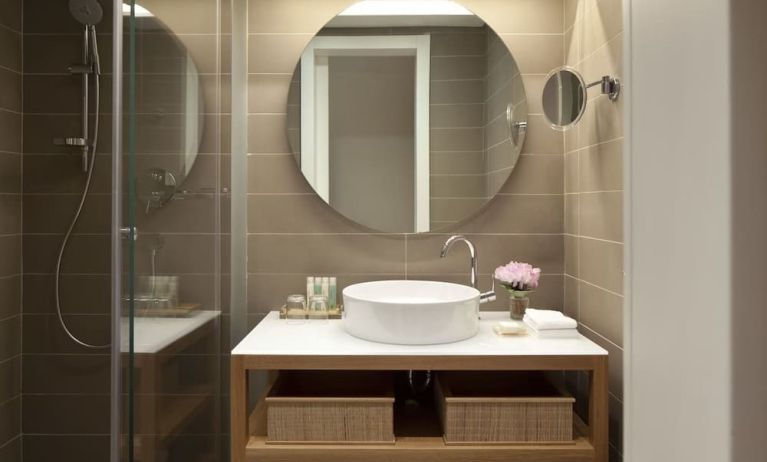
<box><xmin>118</xmin><ymin>1</ymin><xmax>226</xmax><ymax>461</ymax></box>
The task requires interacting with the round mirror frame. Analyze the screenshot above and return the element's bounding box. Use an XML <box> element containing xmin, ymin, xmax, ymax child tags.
<box><xmin>541</xmin><ymin>66</ymin><xmax>588</xmax><ymax>131</ymax></box>
<box><xmin>285</xmin><ymin>3</ymin><xmax>530</xmax><ymax>233</ymax></box>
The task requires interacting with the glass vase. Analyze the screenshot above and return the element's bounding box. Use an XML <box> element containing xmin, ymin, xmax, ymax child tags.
<box><xmin>508</xmin><ymin>290</ymin><xmax>531</xmax><ymax>320</ymax></box>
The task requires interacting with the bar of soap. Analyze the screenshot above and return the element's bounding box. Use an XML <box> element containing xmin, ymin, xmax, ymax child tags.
<box><xmin>493</xmin><ymin>320</ymin><xmax>527</xmax><ymax>336</ymax></box>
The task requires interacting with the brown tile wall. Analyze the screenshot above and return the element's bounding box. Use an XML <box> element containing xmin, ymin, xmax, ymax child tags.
<box><xmin>20</xmin><ymin>0</ymin><xmax>229</xmax><ymax>461</ymax></box>
<box><xmin>563</xmin><ymin>0</ymin><xmax>624</xmax><ymax>460</ymax></box>
<box><xmin>21</xmin><ymin>2</ymin><xmax>115</xmax><ymax>458</ymax></box>
<box><xmin>245</xmin><ymin>0</ymin><xmax>565</xmax><ymax>323</ymax></box>
<box><xmin>0</xmin><ymin>0</ymin><xmax>23</xmax><ymax>459</ymax></box>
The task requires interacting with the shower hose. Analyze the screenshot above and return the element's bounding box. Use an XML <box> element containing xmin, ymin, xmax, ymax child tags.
<box><xmin>55</xmin><ymin>32</ymin><xmax>109</xmax><ymax>349</ymax></box>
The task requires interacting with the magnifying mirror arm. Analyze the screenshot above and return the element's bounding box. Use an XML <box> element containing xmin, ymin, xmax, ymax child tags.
<box><xmin>586</xmin><ymin>75</ymin><xmax>621</xmax><ymax>101</ymax></box>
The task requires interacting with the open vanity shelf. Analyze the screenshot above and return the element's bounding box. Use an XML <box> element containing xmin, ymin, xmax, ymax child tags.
<box><xmin>231</xmin><ymin>312</ymin><xmax>609</xmax><ymax>462</ymax></box>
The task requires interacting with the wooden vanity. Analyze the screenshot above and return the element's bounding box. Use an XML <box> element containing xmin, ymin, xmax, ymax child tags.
<box><xmin>230</xmin><ymin>312</ymin><xmax>609</xmax><ymax>462</ymax></box>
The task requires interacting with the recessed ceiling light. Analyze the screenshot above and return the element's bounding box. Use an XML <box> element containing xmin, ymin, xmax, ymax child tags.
<box><xmin>339</xmin><ymin>0</ymin><xmax>473</xmax><ymax>16</ymax></box>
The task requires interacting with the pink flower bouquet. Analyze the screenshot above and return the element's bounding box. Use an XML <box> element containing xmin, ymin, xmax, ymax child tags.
<box><xmin>494</xmin><ymin>261</ymin><xmax>541</xmax><ymax>294</ymax></box>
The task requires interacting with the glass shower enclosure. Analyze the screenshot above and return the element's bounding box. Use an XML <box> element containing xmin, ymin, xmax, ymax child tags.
<box><xmin>112</xmin><ymin>1</ymin><xmax>229</xmax><ymax>461</ymax></box>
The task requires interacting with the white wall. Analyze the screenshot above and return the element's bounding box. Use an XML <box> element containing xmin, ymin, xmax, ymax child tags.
<box><xmin>626</xmin><ymin>0</ymin><xmax>767</xmax><ymax>461</ymax></box>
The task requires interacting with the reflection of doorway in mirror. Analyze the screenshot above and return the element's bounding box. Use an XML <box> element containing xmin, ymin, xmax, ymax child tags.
<box><xmin>300</xmin><ymin>35</ymin><xmax>431</xmax><ymax>232</ymax></box>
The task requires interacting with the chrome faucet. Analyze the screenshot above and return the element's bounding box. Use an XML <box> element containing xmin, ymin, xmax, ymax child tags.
<box><xmin>440</xmin><ymin>235</ymin><xmax>496</xmax><ymax>304</ymax></box>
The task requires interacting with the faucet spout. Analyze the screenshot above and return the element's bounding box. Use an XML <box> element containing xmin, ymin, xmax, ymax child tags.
<box><xmin>440</xmin><ymin>235</ymin><xmax>496</xmax><ymax>304</ymax></box>
<box><xmin>440</xmin><ymin>235</ymin><xmax>477</xmax><ymax>288</ymax></box>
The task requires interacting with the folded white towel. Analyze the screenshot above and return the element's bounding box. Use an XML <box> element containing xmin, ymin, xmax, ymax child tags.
<box><xmin>523</xmin><ymin>309</ymin><xmax>577</xmax><ymax>330</ymax></box>
<box><xmin>527</xmin><ymin>325</ymin><xmax>581</xmax><ymax>339</ymax></box>
<box><xmin>493</xmin><ymin>321</ymin><xmax>527</xmax><ymax>336</ymax></box>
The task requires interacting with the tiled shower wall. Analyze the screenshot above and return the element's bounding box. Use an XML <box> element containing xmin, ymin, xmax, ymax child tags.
<box><xmin>562</xmin><ymin>0</ymin><xmax>624</xmax><ymax>460</ymax></box>
<box><xmin>245</xmin><ymin>0</ymin><xmax>566</xmax><ymax>325</ymax></box>
<box><xmin>21</xmin><ymin>3</ymin><xmax>114</xmax><ymax>459</ymax></box>
<box><xmin>0</xmin><ymin>0</ymin><xmax>23</xmax><ymax>459</ymax></box>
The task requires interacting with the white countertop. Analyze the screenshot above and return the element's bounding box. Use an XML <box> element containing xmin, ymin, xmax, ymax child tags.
<box><xmin>232</xmin><ymin>311</ymin><xmax>607</xmax><ymax>357</ymax></box>
<box><xmin>122</xmin><ymin>310</ymin><xmax>221</xmax><ymax>354</ymax></box>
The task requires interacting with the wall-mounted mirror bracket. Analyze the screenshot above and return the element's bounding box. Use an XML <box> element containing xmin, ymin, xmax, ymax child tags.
<box><xmin>586</xmin><ymin>75</ymin><xmax>621</xmax><ymax>101</ymax></box>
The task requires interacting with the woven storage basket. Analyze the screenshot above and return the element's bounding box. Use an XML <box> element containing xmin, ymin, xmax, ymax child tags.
<box><xmin>435</xmin><ymin>372</ymin><xmax>574</xmax><ymax>444</ymax></box>
<box><xmin>266</xmin><ymin>371</ymin><xmax>395</xmax><ymax>444</ymax></box>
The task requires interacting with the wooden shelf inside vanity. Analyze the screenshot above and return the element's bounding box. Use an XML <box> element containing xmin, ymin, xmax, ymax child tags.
<box><xmin>231</xmin><ymin>312</ymin><xmax>609</xmax><ymax>462</ymax></box>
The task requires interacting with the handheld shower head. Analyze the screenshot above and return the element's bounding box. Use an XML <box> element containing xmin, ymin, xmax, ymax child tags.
<box><xmin>69</xmin><ymin>0</ymin><xmax>103</xmax><ymax>26</ymax></box>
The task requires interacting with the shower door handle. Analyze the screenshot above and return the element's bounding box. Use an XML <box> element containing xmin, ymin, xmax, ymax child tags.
<box><xmin>120</xmin><ymin>226</ymin><xmax>138</xmax><ymax>241</ymax></box>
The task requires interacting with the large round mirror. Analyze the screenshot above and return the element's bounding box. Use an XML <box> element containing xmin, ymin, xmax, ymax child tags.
<box><xmin>286</xmin><ymin>0</ymin><xmax>527</xmax><ymax>233</ymax></box>
<box><xmin>133</xmin><ymin>5</ymin><xmax>205</xmax><ymax>210</ymax></box>
<box><xmin>541</xmin><ymin>67</ymin><xmax>586</xmax><ymax>130</ymax></box>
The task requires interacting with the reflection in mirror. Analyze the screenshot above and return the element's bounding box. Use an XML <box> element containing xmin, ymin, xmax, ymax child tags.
<box><xmin>541</xmin><ymin>67</ymin><xmax>587</xmax><ymax>130</ymax></box>
<box><xmin>286</xmin><ymin>0</ymin><xmax>527</xmax><ymax>233</ymax></box>
<box><xmin>132</xmin><ymin>6</ymin><xmax>205</xmax><ymax>195</ymax></box>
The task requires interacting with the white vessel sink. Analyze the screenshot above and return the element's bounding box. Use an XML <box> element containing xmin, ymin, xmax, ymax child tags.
<box><xmin>342</xmin><ymin>280</ymin><xmax>480</xmax><ymax>345</ymax></box>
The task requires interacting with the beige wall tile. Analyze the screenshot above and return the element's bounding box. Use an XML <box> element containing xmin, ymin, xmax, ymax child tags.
<box><xmin>248</xmin><ymin>0</ymin><xmax>354</xmax><ymax>34</ymax></box>
<box><xmin>500</xmin><ymin>154</ymin><xmax>563</xmax><ymax>194</ymax></box>
<box><xmin>430</xmin><ymin>175</ymin><xmax>485</xmax><ymax>198</ymax></box>
<box><xmin>565</xmin><ymin>151</ymin><xmax>579</xmax><ymax>193</ymax></box>
<box><xmin>430</xmin><ymin>151</ymin><xmax>484</xmax><ymax>175</ymax></box>
<box><xmin>141</xmin><ymin>0</ymin><xmax>219</xmax><ymax>34</ymax></box>
<box><xmin>430</xmin><ymin>31</ymin><xmax>486</xmax><ymax>56</ymax></box>
<box><xmin>455</xmin><ymin>194</ymin><xmax>563</xmax><ymax>234</ymax></box>
<box><xmin>523</xmin><ymin>115</ymin><xmax>564</xmax><ymax>154</ymax></box>
<box><xmin>564</xmin><ymin>234</ymin><xmax>579</xmax><ymax>276</ymax></box>
<box><xmin>248</xmin><ymin>34</ymin><xmax>313</xmax><ymax>74</ymax></box>
<box><xmin>582</xmin><ymin>0</ymin><xmax>622</xmax><ymax>58</ymax></box>
<box><xmin>579</xmin><ymin>191</ymin><xmax>623</xmax><ymax>241</ymax></box>
<box><xmin>521</xmin><ymin>75</ymin><xmax>546</xmax><ymax>114</ymax></box>
<box><xmin>431</xmin><ymin>80</ymin><xmax>484</xmax><ymax>104</ymax></box>
<box><xmin>564</xmin><ymin>193</ymin><xmax>579</xmax><ymax>235</ymax></box>
<box><xmin>432</xmin><ymin>56</ymin><xmax>485</xmax><ymax>80</ymax></box>
<box><xmin>247</xmin><ymin>194</ymin><xmax>366</xmax><ymax>234</ymax></box>
<box><xmin>579</xmin><ymin>280</ymin><xmax>623</xmax><ymax>346</ymax></box>
<box><xmin>578</xmin><ymin>138</ymin><xmax>623</xmax><ymax>191</ymax></box>
<box><xmin>579</xmin><ymin>237</ymin><xmax>623</xmax><ymax>294</ymax></box>
<box><xmin>501</xmin><ymin>34</ymin><xmax>563</xmax><ymax>74</ymax></box>
<box><xmin>248</xmin><ymin>234</ymin><xmax>406</xmax><ymax>274</ymax></box>
<box><xmin>406</xmin><ymin>233</ymin><xmax>563</xmax><ymax>275</ymax></box>
<box><xmin>564</xmin><ymin>274</ymin><xmax>579</xmax><ymax>319</ymax></box>
<box><xmin>431</xmin><ymin>104</ymin><xmax>484</xmax><ymax>129</ymax></box>
<box><xmin>249</xmin><ymin>74</ymin><xmax>292</xmax><ymax>114</ymax></box>
<box><xmin>462</xmin><ymin>0</ymin><xmax>564</xmax><ymax>34</ymax></box>
<box><xmin>430</xmin><ymin>198</ymin><xmax>488</xmax><ymax>224</ymax></box>
<box><xmin>247</xmin><ymin>155</ymin><xmax>313</xmax><ymax>194</ymax></box>
<box><xmin>430</xmin><ymin>127</ymin><xmax>484</xmax><ymax>151</ymax></box>
<box><xmin>247</xmin><ymin>114</ymin><xmax>291</xmax><ymax>153</ymax></box>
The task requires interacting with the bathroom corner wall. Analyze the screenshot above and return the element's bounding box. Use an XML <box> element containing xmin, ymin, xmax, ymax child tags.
<box><xmin>245</xmin><ymin>0</ymin><xmax>565</xmax><ymax>326</ymax></box>
<box><xmin>562</xmin><ymin>0</ymin><xmax>624</xmax><ymax>460</ymax></box>
<box><xmin>0</xmin><ymin>0</ymin><xmax>23</xmax><ymax>460</ymax></box>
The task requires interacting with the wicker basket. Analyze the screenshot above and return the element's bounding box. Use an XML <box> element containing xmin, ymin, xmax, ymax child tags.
<box><xmin>435</xmin><ymin>372</ymin><xmax>574</xmax><ymax>444</ymax></box>
<box><xmin>266</xmin><ymin>371</ymin><xmax>395</xmax><ymax>444</ymax></box>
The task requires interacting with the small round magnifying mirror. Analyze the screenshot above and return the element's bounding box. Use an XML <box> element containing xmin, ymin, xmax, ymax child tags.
<box><xmin>541</xmin><ymin>67</ymin><xmax>587</xmax><ymax>131</ymax></box>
